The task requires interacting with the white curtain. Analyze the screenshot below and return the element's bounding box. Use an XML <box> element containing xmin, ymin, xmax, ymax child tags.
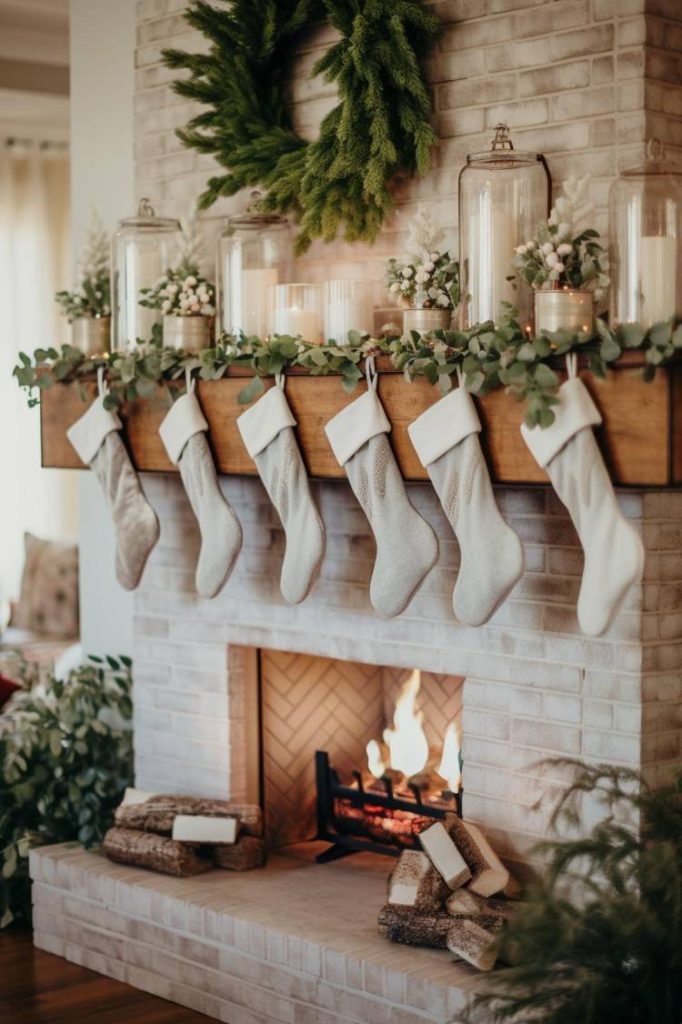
<box><xmin>0</xmin><ymin>145</ymin><xmax>77</xmax><ymax>603</ymax></box>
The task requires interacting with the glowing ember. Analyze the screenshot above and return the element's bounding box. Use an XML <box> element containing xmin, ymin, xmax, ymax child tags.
<box><xmin>437</xmin><ymin>721</ymin><xmax>462</xmax><ymax>793</ymax></box>
<box><xmin>366</xmin><ymin>739</ymin><xmax>386</xmax><ymax>779</ymax></box>
<box><xmin>382</xmin><ymin>669</ymin><xmax>429</xmax><ymax>779</ymax></box>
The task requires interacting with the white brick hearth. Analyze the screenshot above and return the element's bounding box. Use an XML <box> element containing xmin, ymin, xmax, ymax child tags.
<box><xmin>31</xmin><ymin>843</ymin><xmax>476</xmax><ymax>1024</ymax></box>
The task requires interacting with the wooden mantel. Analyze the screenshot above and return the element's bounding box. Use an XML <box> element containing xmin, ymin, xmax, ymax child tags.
<box><xmin>40</xmin><ymin>360</ymin><xmax>682</xmax><ymax>487</ymax></box>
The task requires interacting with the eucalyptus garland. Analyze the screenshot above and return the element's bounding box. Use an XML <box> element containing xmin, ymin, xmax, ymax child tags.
<box><xmin>13</xmin><ymin>317</ymin><xmax>682</xmax><ymax>429</ymax></box>
<box><xmin>162</xmin><ymin>0</ymin><xmax>441</xmax><ymax>251</ymax></box>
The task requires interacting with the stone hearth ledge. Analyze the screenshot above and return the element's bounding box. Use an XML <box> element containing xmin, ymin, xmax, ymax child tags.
<box><xmin>30</xmin><ymin>843</ymin><xmax>481</xmax><ymax>1024</ymax></box>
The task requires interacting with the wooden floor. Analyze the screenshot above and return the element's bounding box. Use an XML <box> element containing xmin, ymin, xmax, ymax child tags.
<box><xmin>0</xmin><ymin>928</ymin><xmax>216</xmax><ymax>1023</ymax></box>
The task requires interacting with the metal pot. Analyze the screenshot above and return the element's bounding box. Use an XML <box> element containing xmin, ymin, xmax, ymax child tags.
<box><xmin>402</xmin><ymin>307</ymin><xmax>452</xmax><ymax>336</ymax></box>
<box><xmin>71</xmin><ymin>316</ymin><xmax>110</xmax><ymax>356</ymax></box>
<box><xmin>534</xmin><ymin>289</ymin><xmax>593</xmax><ymax>335</ymax></box>
<box><xmin>163</xmin><ymin>315</ymin><xmax>213</xmax><ymax>352</ymax></box>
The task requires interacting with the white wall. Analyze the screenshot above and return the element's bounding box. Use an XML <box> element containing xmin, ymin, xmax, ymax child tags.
<box><xmin>70</xmin><ymin>0</ymin><xmax>135</xmax><ymax>656</ymax></box>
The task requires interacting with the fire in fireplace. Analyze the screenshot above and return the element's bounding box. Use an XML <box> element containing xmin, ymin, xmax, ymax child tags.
<box><xmin>258</xmin><ymin>651</ymin><xmax>464</xmax><ymax>849</ymax></box>
<box><xmin>365</xmin><ymin>668</ymin><xmax>463</xmax><ymax>801</ymax></box>
<box><xmin>314</xmin><ymin>670</ymin><xmax>464</xmax><ymax>861</ymax></box>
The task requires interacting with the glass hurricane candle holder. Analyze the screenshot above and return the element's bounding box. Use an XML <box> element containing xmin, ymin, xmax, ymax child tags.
<box><xmin>217</xmin><ymin>200</ymin><xmax>292</xmax><ymax>339</ymax></box>
<box><xmin>459</xmin><ymin>124</ymin><xmax>550</xmax><ymax>329</ymax></box>
<box><xmin>272</xmin><ymin>283</ymin><xmax>322</xmax><ymax>343</ymax></box>
<box><xmin>111</xmin><ymin>199</ymin><xmax>181</xmax><ymax>352</ymax></box>
<box><xmin>609</xmin><ymin>140</ymin><xmax>682</xmax><ymax>330</ymax></box>
<box><xmin>323</xmin><ymin>279</ymin><xmax>374</xmax><ymax>341</ymax></box>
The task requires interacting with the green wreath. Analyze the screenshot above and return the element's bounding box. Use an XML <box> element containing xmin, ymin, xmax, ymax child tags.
<box><xmin>163</xmin><ymin>0</ymin><xmax>441</xmax><ymax>251</ymax></box>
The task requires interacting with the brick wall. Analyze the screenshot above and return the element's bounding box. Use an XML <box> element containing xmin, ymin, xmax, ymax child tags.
<box><xmin>135</xmin><ymin>0</ymin><xmax>682</xmax><ymax>301</ymax></box>
<box><xmin>131</xmin><ymin>1</ymin><xmax>682</xmax><ymax>877</ymax></box>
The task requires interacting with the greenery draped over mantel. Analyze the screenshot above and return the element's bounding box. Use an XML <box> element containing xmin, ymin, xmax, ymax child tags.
<box><xmin>13</xmin><ymin>314</ymin><xmax>682</xmax><ymax>429</ymax></box>
<box><xmin>162</xmin><ymin>0</ymin><xmax>441</xmax><ymax>251</ymax></box>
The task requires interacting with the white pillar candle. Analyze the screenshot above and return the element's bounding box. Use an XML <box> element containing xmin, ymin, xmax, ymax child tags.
<box><xmin>124</xmin><ymin>241</ymin><xmax>161</xmax><ymax>350</ymax></box>
<box><xmin>240</xmin><ymin>267</ymin><xmax>279</xmax><ymax>336</ymax></box>
<box><xmin>640</xmin><ymin>236</ymin><xmax>677</xmax><ymax>328</ymax></box>
<box><xmin>324</xmin><ymin>280</ymin><xmax>374</xmax><ymax>340</ymax></box>
<box><xmin>467</xmin><ymin>197</ymin><xmax>516</xmax><ymax>324</ymax></box>
<box><xmin>272</xmin><ymin>284</ymin><xmax>322</xmax><ymax>342</ymax></box>
<box><xmin>275</xmin><ymin>306</ymin><xmax>321</xmax><ymax>342</ymax></box>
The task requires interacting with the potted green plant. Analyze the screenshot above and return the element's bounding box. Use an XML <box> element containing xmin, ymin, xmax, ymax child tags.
<box><xmin>387</xmin><ymin>207</ymin><xmax>460</xmax><ymax>336</ymax></box>
<box><xmin>468</xmin><ymin>760</ymin><xmax>682</xmax><ymax>1024</ymax></box>
<box><xmin>0</xmin><ymin>655</ymin><xmax>133</xmax><ymax>928</ymax></box>
<box><xmin>140</xmin><ymin>215</ymin><xmax>215</xmax><ymax>352</ymax></box>
<box><xmin>55</xmin><ymin>212</ymin><xmax>111</xmax><ymax>355</ymax></box>
<box><xmin>513</xmin><ymin>176</ymin><xmax>609</xmax><ymax>336</ymax></box>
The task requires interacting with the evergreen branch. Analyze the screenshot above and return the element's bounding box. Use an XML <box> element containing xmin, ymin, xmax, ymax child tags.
<box><xmin>162</xmin><ymin>0</ymin><xmax>441</xmax><ymax>247</ymax></box>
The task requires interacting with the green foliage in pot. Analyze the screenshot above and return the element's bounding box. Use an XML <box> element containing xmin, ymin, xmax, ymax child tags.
<box><xmin>469</xmin><ymin>761</ymin><xmax>682</xmax><ymax>1024</ymax></box>
<box><xmin>0</xmin><ymin>655</ymin><xmax>133</xmax><ymax>928</ymax></box>
<box><xmin>55</xmin><ymin>212</ymin><xmax>111</xmax><ymax>322</ymax></box>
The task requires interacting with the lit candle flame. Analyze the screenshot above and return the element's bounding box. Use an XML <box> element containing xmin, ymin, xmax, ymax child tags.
<box><xmin>437</xmin><ymin>721</ymin><xmax>462</xmax><ymax>794</ymax></box>
<box><xmin>382</xmin><ymin>669</ymin><xmax>429</xmax><ymax>779</ymax></box>
<box><xmin>366</xmin><ymin>739</ymin><xmax>385</xmax><ymax>779</ymax></box>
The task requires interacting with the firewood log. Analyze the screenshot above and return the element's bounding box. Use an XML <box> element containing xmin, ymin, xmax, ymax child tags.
<box><xmin>146</xmin><ymin>796</ymin><xmax>263</xmax><ymax>837</ymax></box>
<box><xmin>378</xmin><ymin>903</ymin><xmax>453</xmax><ymax>949</ymax></box>
<box><xmin>102</xmin><ymin>827</ymin><xmax>212</xmax><ymax>877</ymax></box>
<box><xmin>115</xmin><ymin>797</ymin><xmax>262</xmax><ymax>838</ymax></box>
<box><xmin>443</xmin><ymin>813</ymin><xmax>510</xmax><ymax>897</ymax></box>
<box><xmin>387</xmin><ymin>851</ymin><xmax>450</xmax><ymax>912</ymax></box>
<box><xmin>378</xmin><ymin>903</ymin><xmax>503</xmax><ymax>971</ymax></box>
<box><xmin>446</xmin><ymin>919</ymin><xmax>499</xmax><ymax>972</ymax></box>
<box><xmin>212</xmin><ymin>835</ymin><xmax>267</xmax><ymax>872</ymax></box>
<box><xmin>419</xmin><ymin>821</ymin><xmax>471</xmax><ymax>890</ymax></box>
<box><xmin>446</xmin><ymin>889</ymin><xmax>518</xmax><ymax>920</ymax></box>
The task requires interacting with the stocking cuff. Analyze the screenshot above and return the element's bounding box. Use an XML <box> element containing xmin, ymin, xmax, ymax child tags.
<box><xmin>237</xmin><ymin>385</ymin><xmax>297</xmax><ymax>458</ymax></box>
<box><xmin>325</xmin><ymin>387</ymin><xmax>391</xmax><ymax>466</ymax></box>
<box><xmin>66</xmin><ymin>395</ymin><xmax>122</xmax><ymax>465</ymax></box>
<box><xmin>408</xmin><ymin>387</ymin><xmax>481</xmax><ymax>468</ymax></box>
<box><xmin>159</xmin><ymin>391</ymin><xmax>209</xmax><ymax>464</ymax></box>
<box><xmin>521</xmin><ymin>377</ymin><xmax>602</xmax><ymax>469</ymax></box>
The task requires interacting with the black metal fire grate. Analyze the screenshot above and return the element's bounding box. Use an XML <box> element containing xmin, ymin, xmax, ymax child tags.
<box><xmin>314</xmin><ymin>750</ymin><xmax>463</xmax><ymax>863</ymax></box>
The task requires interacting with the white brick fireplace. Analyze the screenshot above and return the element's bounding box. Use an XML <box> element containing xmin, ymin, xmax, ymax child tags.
<box><xmin>131</xmin><ymin>473</ymin><xmax>682</xmax><ymax>880</ymax></box>
<box><xmin>30</xmin><ymin>3</ymin><xmax>682</xmax><ymax>1022</ymax></box>
<box><xmin>31</xmin><ymin>475</ymin><xmax>682</xmax><ymax>1024</ymax></box>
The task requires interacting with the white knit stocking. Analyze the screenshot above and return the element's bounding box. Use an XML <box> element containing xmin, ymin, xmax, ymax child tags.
<box><xmin>522</xmin><ymin>360</ymin><xmax>644</xmax><ymax>636</ymax></box>
<box><xmin>238</xmin><ymin>382</ymin><xmax>325</xmax><ymax>605</ymax></box>
<box><xmin>67</xmin><ymin>379</ymin><xmax>159</xmax><ymax>591</ymax></box>
<box><xmin>159</xmin><ymin>385</ymin><xmax>242</xmax><ymax>598</ymax></box>
<box><xmin>409</xmin><ymin>386</ymin><xmax>524</xmax><ymax>626</ymax></box>
<box><xmin>325</xmin><ymin>367</ymin><xmax>439</xmax><ymax>617</ymax></box>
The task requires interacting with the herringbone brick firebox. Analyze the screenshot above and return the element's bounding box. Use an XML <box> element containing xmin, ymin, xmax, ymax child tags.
<box><xmin>259</xmin><ymin>651</ymin><xmax>463</xmax><ymax>847</ymax></box>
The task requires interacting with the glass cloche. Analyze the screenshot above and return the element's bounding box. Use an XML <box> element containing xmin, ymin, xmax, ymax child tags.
<box><xmin>459</xmin><ymin>124</ymin><xmax>551</xmax><ymax>329</ymax></box>
<box><xmin>111</xmin><ymin>199</ymin><xmax>181</xmax><ymax>352</ymax></box>
<box><xmin>217</xmin><ymin>196</ymin><xmax>292</xmax><ymax>339</ymax></box>
<box><xmin>609</xmin><ymin>140</ymin><xmax>681</xmax><ymax>329</ymax></box>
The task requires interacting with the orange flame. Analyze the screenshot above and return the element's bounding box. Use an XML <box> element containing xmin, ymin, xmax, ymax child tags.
<box><xmin>382</xmin><ymin>669</ymin><xmax>429</xmax><ymax>779</ymax></box>
<box><xmin>437</xmin><ymin>721</ymin><xmax>462</xmax><ymax>793</ymax></box>
<box><xmin>366</xmin><ymin>739</ymin><xmax>386</xmax><ymax>779</ymax></box>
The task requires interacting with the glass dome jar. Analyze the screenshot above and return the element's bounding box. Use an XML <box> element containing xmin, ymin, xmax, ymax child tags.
<box><xmin>609</xmin><ymin>140</ymin><xmax>682</xmax><ymax>329</ymax></box>
<box><xmin>459</xmin><ymin>124</ymin><xmax>550</xmax><ymax>329</ymax></box>
<box><xmin>111</xmin><ymin>199</ymin><xmax>181</xmax><ymax>352</ymax></box>
<box><xmin>217</xmin><ymin>199</ymin><xmax>292</xmax><ymax>339</ymax></box>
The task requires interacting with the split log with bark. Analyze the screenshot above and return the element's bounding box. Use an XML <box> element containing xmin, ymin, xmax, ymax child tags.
<box><xmin>102</xmin><ymin>827</ymin><xmax>213</xmax><ymax>877</ymax></box>
<box><xmin>115</xmin><ymin>796</ymin><xmax>263</xmax><ymax>838</ymax></box>
<box><xmin>212</xmin><ymin>835</ymin><xmax>267</xmax><ymax>872</ymax></box>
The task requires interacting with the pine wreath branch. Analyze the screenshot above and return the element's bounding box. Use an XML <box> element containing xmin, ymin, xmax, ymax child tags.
<box><xmin>163</xmin><ymin>0</ymin><xmax>441</xmax><ymax>248</ymax></box>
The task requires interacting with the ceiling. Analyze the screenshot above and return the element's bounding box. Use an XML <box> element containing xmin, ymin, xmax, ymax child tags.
<box><xmin>0</xmin><ymin>0</ymin><xmax>69</xmax><ymax>139</ymax></box>
<box><xmin>0</xmin><ymin>0</ymin><xmax>69</xmax><ymax>64</ymax></box>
